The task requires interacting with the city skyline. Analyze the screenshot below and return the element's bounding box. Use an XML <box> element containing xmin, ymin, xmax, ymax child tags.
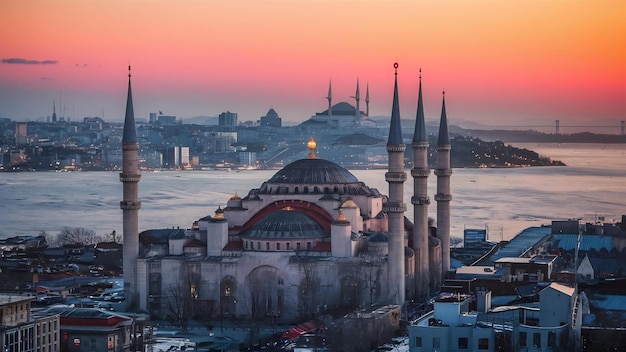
<box><xmin>1</xmin><ymin>0</ymin><xmax>624</xmax><ymax>128</ymax></box>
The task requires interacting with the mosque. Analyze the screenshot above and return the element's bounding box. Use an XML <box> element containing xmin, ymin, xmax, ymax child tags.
<box><xmin>120</xmin><ymin>64</ymin><xmax>452</xmax><ymax>323</ymax></box>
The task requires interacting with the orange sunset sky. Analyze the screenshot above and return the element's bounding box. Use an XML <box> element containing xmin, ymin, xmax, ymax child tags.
<box><xmin>1</xmin><ymin>0</ymin><xmax>625</xmax><ymax>129</ymax></box>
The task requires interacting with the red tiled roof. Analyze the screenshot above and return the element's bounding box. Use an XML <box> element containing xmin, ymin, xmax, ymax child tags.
<box><xmin>223</xmin><ymin>241</ymin><xmax>243</xmax><ymax>250</ymax></box>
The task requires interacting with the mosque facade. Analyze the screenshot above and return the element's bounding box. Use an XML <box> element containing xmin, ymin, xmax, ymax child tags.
<box><xmin>121</xmin><ymin>64</ymin><xmax>451</xmax><ymax>323</ymax></box>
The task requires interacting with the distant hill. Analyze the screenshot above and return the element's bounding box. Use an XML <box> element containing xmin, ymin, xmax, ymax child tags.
<box><xmin>452</xmin><ymin>127</ymin><xmax>626</xmax><ymax>144</ymax></box>
<box><xmin>182</xmin><ymin>115</ymin><xmax>219</xmax><ymax>125</ymax></box>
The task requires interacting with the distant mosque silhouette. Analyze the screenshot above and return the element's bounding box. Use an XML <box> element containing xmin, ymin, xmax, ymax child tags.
<box><xmin>120</xmin><ymin>63</ymin><xmax>452</xmax><ymax>322</ymax></box>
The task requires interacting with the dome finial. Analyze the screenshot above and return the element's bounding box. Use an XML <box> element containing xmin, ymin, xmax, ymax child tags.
<box><xmin>128</xmin><ymin>65</ymin><xmax>131</xmax><ymax>78</ymax></box>
<box><xmin>394</xmin><ymin>62</ymin><xmax>399</xmax><ymax>76</ymax></box>
<box><xmin>307</xmin><ymin>137</ymin><xmax>317</xmax><ymax>159</ymax></box>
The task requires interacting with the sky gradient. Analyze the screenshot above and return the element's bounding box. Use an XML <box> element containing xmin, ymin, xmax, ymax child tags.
<box><xmin>1</xmin><ymin>0</ymin><xmax>625</xmax><ymax>130</ymax></box>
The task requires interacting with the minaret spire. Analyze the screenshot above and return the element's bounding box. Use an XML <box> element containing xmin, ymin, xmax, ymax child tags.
<box><xmin>384</xmin><ymin>62</ymin><xmax>407</xmax><ymax>305</ymax></box>
<box><xmin>352</xmin><ymin>78</ymin><xmax>361</xmax><ymax>122</ymax></box>
<box><xmin>435</xmin><ymin>90</ymin><xmax>452</xmax><ymax>278</ymax></box>
<box><xmin>411</xmin><ymin>67</ymin><xmax>430</xmax><ymax>300</ymax></box>
<box><xmin>365</xmin><ymin>83</ymin><xmax>370</xmax><ymax>117</ymax></box>
<box><xmin>120</xmin><ymin>65</ymin><xmax>142</xmax><ymax>310</ymax></box>
<box><xmin>52</xmin><ymin>101</ymin><xmax>57</xmax><ymax>123</ymax></box>
<box><xmin>326</xmin><ymin>79</ymin><xmax>333</xmax><ymax>119</ymax></box>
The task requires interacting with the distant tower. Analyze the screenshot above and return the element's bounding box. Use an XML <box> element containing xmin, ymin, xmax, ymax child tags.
<box><xmin>621</xmin><ymin>120</ymin><xmax>625</xmax><ymax>136</ymax></box>
<box><xmin>411</xmin><ymin>69</ymin><xmax>430</xmax><ymax>300</ymax></box>
<box><xmin>352</xmin><ymin>78</ymin><xmax>361</xmax><ymax>122</ymax></box>
<box><xmin>365</xmin><ymin>83</ymin><xmax>370</xmax><ymax>117</ymax></box>
<box><xmin>435</xmin><ymin>91</ymin><xmax>452</xmax><ymax>275</ymax></box>
<box><xmin>384</xmin><ymin>63</ymin><xmax>407</xmax><ymax>305</ymax></box>
<box><xmin>326</xmin><ymin>80</ymin><xmax>333</xmax><ymax>118</ymax></box>
<box><xmin>120</xmin><ymin>66</ymin><xmax>141</xmax><ymax>310</ymax></box>
<box><xmin>556</xmin><ymin>120</ymin><xmax>560</xmax><ymax>135</ymax></box>
<box><xmin>52</xmin><ymin>101</ymin><xmax>57</xmax><ymax>123</ymax></box>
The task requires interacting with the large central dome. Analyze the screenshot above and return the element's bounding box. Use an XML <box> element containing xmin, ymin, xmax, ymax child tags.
<box><xmin>243</xmin><ymin>210</ymin><xmax>326</xmax><ymax>239</ymax></box>
<box><xmin>267</xmin><ymin>158</ymin><xmax>359</xmax><ymax>184</ymax></box>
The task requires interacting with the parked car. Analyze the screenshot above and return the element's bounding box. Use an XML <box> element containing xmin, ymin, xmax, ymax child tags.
<box><xmin>104</xmin><ymin>291</ymin><xmax>125</xmax><ymax>302</ymax></box>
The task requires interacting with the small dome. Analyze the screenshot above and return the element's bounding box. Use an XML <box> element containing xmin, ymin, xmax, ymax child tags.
<box><xmin>340</xmin><ymin>198</ymin><xmax>358</xmax><ymax>208</ymax></box>
<box><xmin>243</xmin><ymin>210</ymin><xmax>326</xmax><ymax>239</ymax></box>
<box><xmin>267</xmin><ymin>158</ymin><xmax>359</xmax><ymax>184</ymax></box>
<box><xmin>229</xmin><ymin>193</ymin><xmax>241</xmax><ymax>200</ymax></box>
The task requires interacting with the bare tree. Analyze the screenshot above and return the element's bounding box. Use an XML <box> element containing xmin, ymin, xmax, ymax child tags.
<box><xmin>165</xmin><ymin>282</ymin><xmax>188</xmax><ymax>330</ymax></box>
<box><xmin>53</xmin><ymin>226</ymin><xmax>104</xmax><ymax>246</ymax></box>
<box><xmin>298</xmin><ymin>260</ymin><xmax>320</xmax><ymax>319</ymax></box>
<box><xmin>360</xmin><ymin>256</ymin><xmax>383</xmax><ymax>306</ymax></box>
<box><xmin>165</xmin><ymin>264</ymin><xmax>201</xmax><ymax>330</ymax></box>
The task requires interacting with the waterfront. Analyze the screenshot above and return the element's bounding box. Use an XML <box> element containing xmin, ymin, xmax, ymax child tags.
<box><xmin>1</xmin><ymin>143</ymin><xmax>625</xmax><ymax>241</ymax></box>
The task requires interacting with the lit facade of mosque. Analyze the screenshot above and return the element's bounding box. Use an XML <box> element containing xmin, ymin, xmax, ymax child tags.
<box><xmin>121</xmin><ymin>65</ymin><xmax>452</xmax><ymax>323</ymax></box>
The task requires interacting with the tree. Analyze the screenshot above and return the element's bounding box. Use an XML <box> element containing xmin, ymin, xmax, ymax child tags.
<box><xmin>165</xmin><ymin>282</ymin><xmax>188</xmax><ymax>330</ymax></box>
<box><xmin>360</xmin><ymin>256</ymin><xmax>383</xmax><ymax>306</ymax></box>
<box><xmin>53</xmin><ymin>226</ymin><xmax>104</xmax><ymax>246</ymax></box>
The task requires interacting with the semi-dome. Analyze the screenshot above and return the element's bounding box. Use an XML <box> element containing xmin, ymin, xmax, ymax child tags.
<box><xmin>267</xmin><ymin>158</ymin><xmax>359</xmax><ymax>184</ymax></box>
<box><xmin>243</xmin><ymin>209</ymin><xmax>326</xmax><ymax>239</ymax></box>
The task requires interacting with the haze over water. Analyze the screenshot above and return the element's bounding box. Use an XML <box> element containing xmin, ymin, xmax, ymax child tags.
<box><xmin>2</xmin><ymin>143</ymin><xmax>624</xmax><ymax>242</ymax></box>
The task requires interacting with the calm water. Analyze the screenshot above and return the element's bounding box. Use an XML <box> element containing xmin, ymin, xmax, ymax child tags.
<box><xmin>2</xmin><ymin>143</ymin><xmax>625</xmax><ymax>241</ymax></box>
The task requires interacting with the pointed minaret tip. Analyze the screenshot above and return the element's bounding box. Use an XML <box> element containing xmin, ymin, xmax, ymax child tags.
<box><xmin>122</xmin><ymin>66</ymin><xmax>138</xmax><ymax>144</ymax></box>
<box><xmin>388</xmin><ymin>62</ymin><xmax>403</xmax><ymax>146</ymax></box>
<box><xmin>413</xmin><ymin>68</ymin><xmax>427</xmax><ymax>143</ymax></box>
<box><xmin>438</xmin><ymin>90</ymin><xmax>450</xmax><ymax>146</ymax></box>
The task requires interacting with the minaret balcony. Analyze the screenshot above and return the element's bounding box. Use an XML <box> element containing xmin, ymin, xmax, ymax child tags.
<box><xmin>410</xmin><ymin>168</ymin><xmax>430</xmax><ymax>178</ymax></box>
<box><xmin>385</xmin><ymin>171</ymin><xmax>407</xmax><ymax>183</ymax></box>
<box><xmin>434</xmin><ymin>169</ymin><xmax>452</xmax><ymax>176</ymax></box>
<box><xmin>411</xmin><ymin>141</ymin><xmax>429</xmax><ymax>148</ymax></box>
<box><xmin>382</xmin><ymin>202</ymin><xmax>407</xmax><ymax>212</ymax></box>
<box><xmin>122</xmin><ymin>143</ymin><xmax>139</xmax><ymax>151</ymax></box>
<box><xmin>386</xmin><ymin>145</ymin><xmax>406</xmax><ymax>152</ymax></box>
<box><xmin>434</xmin><ymin>193</ymin><xmax>452</xmax><ymax>202</ymax></box>
<box><xmin>411</xmin><ymin>195</ymin><xmax>430</xmax><ymax>205</ymax></box>
<box><xmin>119</xmin><ymin>173</ymin><xmax>142</xmax><ymax>182</ymax></box>
<box><xmin>120</xmin><ymin>200</ymin><xmax>142</xmax><ymax>210</ymax></box>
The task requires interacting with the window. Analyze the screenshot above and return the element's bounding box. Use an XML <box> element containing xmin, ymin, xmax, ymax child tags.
<box><xmin>414</xmin><ymin>336</ymin><xmax>422</xmax><ymax>347</ymax></box>
<box><xmin>533</xmin><ymin>333</ymin><xmax>541</xmax><ymax>347</ymax></box>
<box><xmin>478</xmin><ymin>338</ymin><xmax>489</xmax><ymax>350</ymax></box>
<box><xmin>433</xmin><ymin>337</ymin><xmax>440</xmax><ymax>348</ymax></box>
<box><xmin>548</xmin><ymin>331</ymin><xmax>556</xmax><ymax>347</ymax></box>
<box><xmin>519</xmin><ymin>331</ymin><xmax>527</xmax><ymax>346</ymax></box>
<box><xmin>296</xmin><ymin>242</ymin><xmax>301</xmax><ymax>250</ymax></box>
<box><xmin>276</xmin><ymin>243</ymin><xmax>280</xmax><ymax>250</ymax></box>
<box><xmin>266</xmin><ymin>242</ymin><xmax>269</xmax><ymax>250</ymax></box>
<box><xmin>307</xmin><ymin>242</ymin><xmax>311</xmax><ymax>250</ymax></box>
<box><xmin>458</xmin><ymin>337</ymin><xmax>468</xmax><ymax>349</ymax></box>
<box><xmin>256</xmin><ymin>242</ymin><xmax>260</xmax><ymax>250</ymax></box>
<box><xmin>286</xmin><ymin>243</ymin><xmax>291</xmax><ymax>250</ymax></box>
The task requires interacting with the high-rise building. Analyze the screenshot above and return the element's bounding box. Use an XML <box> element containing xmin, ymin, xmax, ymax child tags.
<box><xmin>219</xmin><ymin>111</ymin><xmax>238</xmax><ymax>129</ymax></box>
<box><xmin>15</xmin><ymin>122</ymin><xmax>27</xmax><ymax>145</ymax></box>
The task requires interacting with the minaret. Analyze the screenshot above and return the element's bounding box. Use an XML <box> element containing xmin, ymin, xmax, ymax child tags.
<box><xmin>383</xmin><ymin>63</ymin><xmax>407</xmax><ymax>305</ymax></box>
<box><xmin>326</xmin><ymin>79</ymin><xmax>333</xmax><ymax>118</ymax></box>
<box><xmin>434</xmin><ymin>91</ymin><xmax>452</xmax><ymax>275</ymax></box>
<box><xmin>365</xmin><ymin>83</ymin><xmax>370</xmax><ymax>117</ymax></box>
<box><xmin>120</xmin><ymin>66</ymin><xmax>141</xmax><ymax>310</ymax></box>
<box><xmin>52</xmin><ymin>101</ymin><xmax>57</xmax><ymax>123</ymax></box>
<box><xmin>352</xmin><ymin>78</ymin><xmax>361</xmax><ymax>122</ymax></box>
<box><xmin>411</xmin><ymin>69</ymin><xmax>430</xmax><ymax>300</ymax></box>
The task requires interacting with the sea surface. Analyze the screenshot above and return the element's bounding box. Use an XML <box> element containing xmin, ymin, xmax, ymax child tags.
<box><xmin>1</xmin><ymin>143</ymin><xmax>625</xmax><ymax>242</ymax></box>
